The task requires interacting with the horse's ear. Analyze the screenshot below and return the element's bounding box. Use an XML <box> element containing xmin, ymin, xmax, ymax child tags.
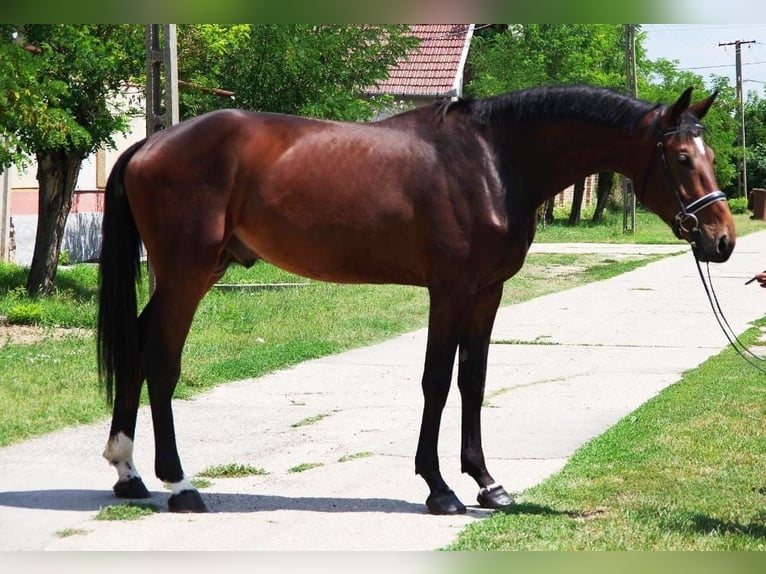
<box><xmin>689</xmin><ymin>89</ymin><xmax>718</xmax><ymax>120</ymax></box>
<box><xmin>667</xmin><ymin>87</ymin><xmax>694</xmax><ymax>125</ymax></box>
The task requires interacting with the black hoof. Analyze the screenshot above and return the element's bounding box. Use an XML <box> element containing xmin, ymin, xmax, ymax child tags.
<box><xmin>426</xmin><ymin>489</ymin><xmax>466</xmax><ymax>515</ymax></box>
<box><xmin>477</xmin><ymin>484</ymin><xmax>515</xmax><ymax>509</ymax></box>
<box><xmin>168</xmin><ymin>489</ymin><xmax>208</xmax><ymax>513</ymax></box>
<box><xmin>112</xmin><ymin>477</ymin><xmax>151</xmax><ymax>499</ymax></box>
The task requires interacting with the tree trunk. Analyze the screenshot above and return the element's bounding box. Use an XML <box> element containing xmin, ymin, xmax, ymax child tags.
<box><xmin>592</xmin><ymin>171</ymin><xmax>615</xmax><ymax>222</ymax></box>
<box><xmin>544</xmin><ymin>198</ymin><xmax>555</xmax><ymax>225</ymax></box>
<box><xmin>568</xmin><ymin>178</ymin><xmax>586</xmax><ymax>226</ymax></box>
<box><xmin>26</xmin><ymin>150</ymin><xmax>82</xmax><ymax>296</ymax></box>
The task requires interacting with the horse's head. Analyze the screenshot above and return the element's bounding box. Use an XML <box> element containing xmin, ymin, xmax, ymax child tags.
<box><xmin>639</xmin><ymin>87</ymin><xmax>735</xmax><ymax>263</ymax></box>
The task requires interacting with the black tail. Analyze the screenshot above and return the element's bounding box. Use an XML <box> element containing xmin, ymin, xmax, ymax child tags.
<box><xmin>97</xmin><ymin>138</ymin><xmax>148</xmax><ymax>406</ymax></box>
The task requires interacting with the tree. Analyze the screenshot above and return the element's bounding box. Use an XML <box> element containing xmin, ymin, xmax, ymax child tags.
<box><xmin>176</xmin><ymin>24</ymin><xmax>419</xmax><ymax>121</ymax></box>
<box><xmin>467</xmin><ymin>24</ymin><xmax>627</xmax><ymax>96</ymax></box>
<box><xmin>744</xmin><ymin>89</ymin><xmax>766</xmax><ymax>193</ymax></box>
<box><xmin>2</xmin><ymin>25</ymin><xmax>144</xmax><ymax>296</ymax></box>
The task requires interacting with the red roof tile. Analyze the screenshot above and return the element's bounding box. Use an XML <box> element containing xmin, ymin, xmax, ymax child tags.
<box><xmin>367</xmin><ymin>24</ymin><xmax>474</xmax><ymax>98</ymax></box>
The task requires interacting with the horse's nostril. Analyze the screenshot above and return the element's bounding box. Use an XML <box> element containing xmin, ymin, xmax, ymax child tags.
<box><xmin>718</xmin><ymin>235</ymin><xmax>731</xmax><ymax>257</ymax></box>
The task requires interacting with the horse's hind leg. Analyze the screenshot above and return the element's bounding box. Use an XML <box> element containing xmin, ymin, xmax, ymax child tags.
<box><xmin>457</xmin><ymin>282</ymin><xmax>514</xmax><ymax>510</ymax></box>
<box><xmin>103</xmin><ymin>353</ymin><xmax>149</xmax><ymax>499</ymax></box>
<box><xmin>141</xmin><ymin>279</ymin><xmax>210</xmax><ymax>512</ymax></box>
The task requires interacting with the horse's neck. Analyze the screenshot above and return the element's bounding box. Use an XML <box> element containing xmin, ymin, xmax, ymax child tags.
<box><xmin>516</xmin><ymin>122</ymin><xmax>647</xmax><ymax>202</ymax></box>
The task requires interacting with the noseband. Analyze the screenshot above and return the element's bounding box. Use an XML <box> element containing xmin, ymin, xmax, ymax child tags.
<box><xmin>655</xmin><ymin>124</ymin><xmax>728</xmax><ymax>240</ymax></box>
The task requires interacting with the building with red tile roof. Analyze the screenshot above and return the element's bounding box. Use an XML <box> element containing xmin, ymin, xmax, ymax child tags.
<box><xmin>366</xmin><ymin>24</ymin><xmax>474</xmax><ymax>109</ymax></box>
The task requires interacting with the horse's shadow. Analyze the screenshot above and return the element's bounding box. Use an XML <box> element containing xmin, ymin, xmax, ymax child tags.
<box><xmin>0</xmin><ymin>488</ymin><xmax>448</xmax><ymax>516</ymax></box>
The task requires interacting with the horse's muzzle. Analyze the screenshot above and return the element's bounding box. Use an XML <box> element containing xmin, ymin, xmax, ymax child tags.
<box><xmin>692</xmin><ymin>230</ymin><xmax>735</xmax><ymax>263</ymax></box>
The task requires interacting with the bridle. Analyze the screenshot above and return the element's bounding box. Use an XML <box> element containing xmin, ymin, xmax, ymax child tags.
<box><xmin>655</xmin><ymin>123</ymin><xmax>728</xmax><ymax>241</ymax></box>
<box><xmin>653</xmin><ymin>122</ymin><xmax>766</xmax><ymax>374</ymax></box>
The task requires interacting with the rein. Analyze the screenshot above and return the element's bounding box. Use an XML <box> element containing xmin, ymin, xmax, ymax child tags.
<box><xmin>692</xmin><ymin>256</ymin><xmax>766</xmax><ymax>374</ymax></box>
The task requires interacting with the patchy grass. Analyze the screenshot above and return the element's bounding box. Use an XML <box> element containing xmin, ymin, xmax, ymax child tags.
<box><xmin>291</xmin><ymin>413</ymin><xmax>332</xmax><ymax>428</ymax></box>
<box><xmin>338</xmin><ymin>451</ymin><xmax>374</xmax><ymax>463</ymax></box>
<box><xmin>197</xmin><ymin>463</ymin><xmax>268</xmax><ymax>478</ymax></box>
<box><xmin>54</xmin><ymin>528</ymin><xmax>90</xmax><ymax>538</ymax></box>
<box><xmin>288</xmin><ymin>462</ymin><xmax>324</xmax><ymax>473</ymax></box>
<box><xmin>94</xmin><ymin>502</ymin><xmax>160</xmax><ymax>521</ymax></box>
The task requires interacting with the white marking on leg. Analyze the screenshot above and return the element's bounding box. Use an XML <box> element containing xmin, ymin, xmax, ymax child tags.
<box><xmin>103</xmin><ymin>432</ymin><xmax>142</xmax><ymax>483</ymax></box>
<box><xmin>167</xmin><ymin>477</ymin><xmax>196</xmax><ymax>495</ymax></box>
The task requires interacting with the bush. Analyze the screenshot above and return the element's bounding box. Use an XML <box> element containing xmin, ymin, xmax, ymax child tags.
<box><xmin>728</xmin><ymin>196</ymin><xmax>748</xmax><ymax>215</ymax></box>
<box><xmin>7</xmin><ymin>302</ymin><xmax>43</xmax><ymax>325</ymax></box>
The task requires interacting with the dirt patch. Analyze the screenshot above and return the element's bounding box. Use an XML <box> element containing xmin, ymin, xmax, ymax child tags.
<box><xmin>0</xmin><ymin>323</ymin><xmax>90</xmax><ymax>348</ymax></box>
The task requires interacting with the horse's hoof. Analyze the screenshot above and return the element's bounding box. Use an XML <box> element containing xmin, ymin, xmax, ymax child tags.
<box><xmin>426</xmin><ymin>489</ymin><xmax>466</xmax><ymax>515</ymax></box>
<box><xmin>112</xmin><ymin>477</ymin><xmax>151</xmax><ymax>499</ymax></box>
<box><xmin>477</xmin><ymin>484</ymin><xmax>514</xmax><ymax>509</ymax></box>
<box><xmin>168</xmin><ymin>489</ymin><xmax>208</xmax><ymax>513</ymax></box>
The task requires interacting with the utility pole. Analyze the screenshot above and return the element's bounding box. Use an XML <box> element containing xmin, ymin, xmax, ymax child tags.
<box><xmin>719</xmin><ymin>39</ymin><xmax>755</xmax><ymax>198</ymax></box>
<box><xmin>145</xmin><ymin>24</ymin><xmax>179</xmax><ymax>135</ymax></box>
<box><xmin>623</xmin><ymin>24</ymin><xmax>638</xmax><ymax>234</ymax></box>
<box><xmin>0</xmin><ymin>140</ymin><xmax>11</xmax><ymax>262</ymax></box>
<box><xmin>144</xmin><ymin>25</ymin><xmax>179</xmax><ymax>292</ymax></box>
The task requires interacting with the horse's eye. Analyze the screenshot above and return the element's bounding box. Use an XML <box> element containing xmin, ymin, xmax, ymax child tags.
<box><xmin>677</xmin><ymin>153</ymin><xmax>690</xmax><ymax>165</ymax></box>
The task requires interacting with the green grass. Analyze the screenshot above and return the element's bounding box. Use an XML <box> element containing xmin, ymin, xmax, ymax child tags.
<box><xmin>446</xmin><ymin>321</ymin><xmax>766</xmax><ymax>550</ymax></box>
<box><xmin>54</xmin><ymin>528</ymin><xmax>90</xmax><ymax>538</ymax></box>
<box><xmin>288</xmin><ymin>462</ymin><xmax>324</xmax><ymax>473</ymax></box>
<box><xmin>535</xmin><ymin>206</ymin><xmax>765</xmax><ymax>244</ymax></box>
<box><xmin>291</xmin><ymin>413</ymin><xmax>332</xmax><ymax>428</ymax></box>
<box><xmin>338</xmin><ymin>451</ymin><xmax>374</xmax><ymax>463</ymax></box>
<box><xmin>94</xmin><ymin>502</ymin><xmax>160</xmax><ymax>521</ymax></box>
<box><xmin>196</xmin><ymin>463</ymin><xmax>268</xmax><ymax>478</ymax></box>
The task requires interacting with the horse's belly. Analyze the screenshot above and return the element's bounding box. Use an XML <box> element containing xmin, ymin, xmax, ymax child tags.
<box><xmin>236</xmin><ymin>218</ymin><xmax>427</xmax><ymax>286</ymax></box>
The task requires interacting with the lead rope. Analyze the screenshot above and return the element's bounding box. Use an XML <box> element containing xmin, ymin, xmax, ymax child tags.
<box><xmin>692</xmin><ymin>253</ymin><xmax>766</xmax><ymax>374</ymax></box>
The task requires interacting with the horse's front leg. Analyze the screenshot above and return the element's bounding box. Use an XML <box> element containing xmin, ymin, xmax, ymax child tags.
<box><xmin>457</xmin><ymin>282</ymin><xmax>514</xmax><ymax>510</ymax></box>
<box><xmin>415</xmin><ymin>288</ymin><xmax>465</xmax><ymax>514</ymax></box>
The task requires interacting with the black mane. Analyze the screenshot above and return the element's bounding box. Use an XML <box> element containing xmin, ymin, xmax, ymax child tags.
<box><xmin>452</xmin><ymin>85</ymin><xmax>660</xmax><ymax>132</ymax></box>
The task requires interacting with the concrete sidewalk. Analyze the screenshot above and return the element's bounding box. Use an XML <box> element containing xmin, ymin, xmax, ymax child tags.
<box><xmin>2</xmin><ymin>233</ymin><xmax>766</xmax><ymax>551</ymax></box>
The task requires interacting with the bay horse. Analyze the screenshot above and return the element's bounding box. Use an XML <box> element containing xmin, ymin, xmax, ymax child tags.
<box><xmin>97</xmin><ymin>85</ymin><xmax>735</xmax><ymax>516</ymax></box>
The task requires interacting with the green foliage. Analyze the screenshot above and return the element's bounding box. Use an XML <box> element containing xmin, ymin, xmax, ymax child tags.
<box><xmin>727</xmin><ymin>197</ymin><xmax>749</xmax><ymax>215</ymax></box>
<box><xmin>744</xmin><ymin>92</ymin><xmax>766</xmax><ymax>192</ymax></box>
<box><xmin>2</xmin><ymin>25</ymin><xmax>143</xmax><ymax>161</ymax></box>
<box><xmin>0</xmin><ymin>262</ymin><xmax>98</xmax><ymax>327</ymax></box>
<box><xmin>467</xmin><ymin>25</ymin><xmax>627</xmax><ymax>96</ymax></box>
<box><xmin>6</xmin><ymin>302</ymin><xmax>43</xmax><ymax>325</ymax></box>
<box><xmin>177</xmin><ymin>24</ymin><xmax>418</xmax><ymax>121</ymax></box>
